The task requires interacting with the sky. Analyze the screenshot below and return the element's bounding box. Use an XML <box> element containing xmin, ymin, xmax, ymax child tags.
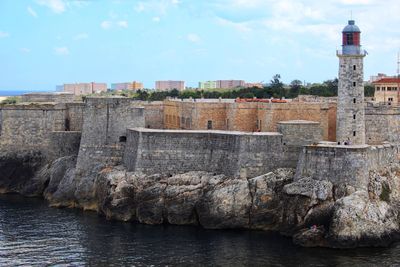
<box><xmin>0</xmin><ymin>0</ymin><xmax>399</xmax><ymax>91</ymax></box>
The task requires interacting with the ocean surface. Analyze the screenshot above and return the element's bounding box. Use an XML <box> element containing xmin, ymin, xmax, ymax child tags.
<box><xmin>0</xmin><ymin>194</ymin><xmax>400</xmax><ymax>267</ymax></box>
<box><xmin>0</xmin><ymin>90</ymin><xmax>52</xmax><ymax>96</ymax></box>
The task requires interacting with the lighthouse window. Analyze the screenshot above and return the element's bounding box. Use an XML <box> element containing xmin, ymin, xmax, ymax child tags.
<box><xmin>353</xmin><ymin>131</ymin><xmax>356</xmax><ymax>137</ymax></box>
<box><xmin>353</xmin><ymin>98</ymin><xmax>356</xmax><ymax>103</ymax></box>
<box><xmin>353</xmin><ymin>65</ymin><xmax>356</xmax><ymax>70</ymax></box>
<box><xmin>346</xmin><ymin>33</ymin><xmax>354</xmax><ymax>45</ymax></box>
<box><xmin>353</xmin><ymin>114</ymin><xmax>356</xmax><ymax>119</ymax></box>
<box><xmin>353</xmin><ymin>82</ymin><xmax>356</xmax><ymax>87</ymax></box>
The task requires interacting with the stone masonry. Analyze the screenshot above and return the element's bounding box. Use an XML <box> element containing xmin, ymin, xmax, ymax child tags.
<box><xmin>336</xmin><ymin>55</ymin><xmax>366</xmax><ymax>144</ymax></box>
<box><xmin>124</xmin><ymin>128</ymin><xmax>284</xmax><ymax>178</ymax></box>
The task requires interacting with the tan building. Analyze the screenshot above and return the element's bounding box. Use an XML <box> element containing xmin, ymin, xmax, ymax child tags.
<box><xmin>163</xmin><ymin>98</ymin><xmax>337</xmax><ymax>141</ymax></box>
<box><xmin>373</xmin><ymin>77</ymin><xmax>400</xmax><ymax>104</ymax></box>
<box><xmin>155</xmin><ymin>80</ymin><xmax>185</xmax><ymax>91</ymax></box>
<box><xmin>63</xmin><ymin>82</ymin><xmax>107</xmax><ymax>95</ymax></box>
<box><xmin>244</xmin><ymin>82</ymin><xmax>264</xmax><ymax>88</ymax></box>
<box><xmin>216</xmin><ymin>80</ymin><xmax>245</xmax><ymax>89</ymax></box>
<box><xmin>112</xmin><ymin>81</ymin><xmax>143</xmax><ymax>91</ymax></box>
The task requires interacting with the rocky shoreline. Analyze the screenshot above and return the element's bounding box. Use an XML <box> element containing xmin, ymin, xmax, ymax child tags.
<box><xmin>1</xmin><ymin>154</ymin><xmax>400</xmax><ymax>249</ymax></box>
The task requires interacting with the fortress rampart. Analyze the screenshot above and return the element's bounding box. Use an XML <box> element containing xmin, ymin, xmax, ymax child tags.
<box><xmin>124</xmin><ymin>128</ymin><xmax>283</xmax><ymax>178</ymax></box>
<box><xmin>295</xmin><ymin>143</ymin><xmax>400</xmax><ymax>190</ymax></box>
<box><xmin>75</xmin><ymin>97</ymin><xmax>145</xmax><ymax>172</ymax></box>
<box><xmin>365</xmin><ymin>104</ymin><xmax>400</xmax><ymax>145</ymax></box>
<box><xmin>163</xmin><ymin>99</ymin><xmax>337</xmax><ymax>141</ymax></box>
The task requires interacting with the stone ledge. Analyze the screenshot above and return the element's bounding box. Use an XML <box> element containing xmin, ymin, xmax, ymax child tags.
<box><xmin>128</xmin><ymin>127</ymin><xmax>282</xmax><ymax>136</ymax></box>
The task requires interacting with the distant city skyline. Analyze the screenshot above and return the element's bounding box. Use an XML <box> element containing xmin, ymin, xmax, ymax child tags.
<box><xmin>0</xmin><ymin>0</ymin><xmax>399</xmax><ymax>91</ymax></box>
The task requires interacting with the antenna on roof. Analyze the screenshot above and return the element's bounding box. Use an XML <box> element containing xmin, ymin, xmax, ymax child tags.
<box><xmin>397</xmin><ymin>51</ymin><xmax>400</xmax><ymax>78</ymax></box>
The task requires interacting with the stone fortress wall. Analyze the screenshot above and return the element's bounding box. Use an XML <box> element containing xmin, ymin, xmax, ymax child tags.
<box><xmin>295</xmin><ymin>143</ymin><xmax>400</xmax><ymax>190</ymax></box>
<box><xmin>124</xmin><ymin>128</ymin><xmax>284</xmax><ymax>178</ymax></box>
<box><xmin>365</xmin><ymin>103</ymin><xmax>400</xmax><ymax>145</ymax></box>
<box><xmin>163</xmin><ymin>99</ymin><xmax>337</xmax><ymax>142</ymax></box>
<box><xmin>20</xmin><ymin>92</ymin><xmax>75</xmax><ymax>103</ymax></box>
<box><xmin>75</xmin><ymin>97</ymin><xmax>145</xmax><ymax>172</ymax></box>
<box><xmin>0</xmin><ymin>94</ymin><xmax>399</xmax><ymax>191</ymax></box>
<box><xmin>0</xmin><ymin>101</ymin><xmax>84</xmax><ymax>160</ymax></box>
<box><xmin>277</xmin><ymin>120</ymin><xmax>323</xmax><ymax>167</ymax></box>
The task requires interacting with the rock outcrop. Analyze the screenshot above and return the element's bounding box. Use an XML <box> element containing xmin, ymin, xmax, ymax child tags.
<box><xmin>2</xmin><ymin>151</ymin><xmax>400</xmax><ymax>249</ymax></box>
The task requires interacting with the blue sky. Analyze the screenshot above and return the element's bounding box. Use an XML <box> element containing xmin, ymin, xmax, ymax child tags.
<box><xmin>0</xmin><ymin>0</ymin><xmax>399</xmax><ymax>91</ymax></box>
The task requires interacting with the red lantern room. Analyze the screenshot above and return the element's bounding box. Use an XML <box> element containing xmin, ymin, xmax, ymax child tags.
<box><xmin>341</xmin><ymin>20</ymin><xmax>361</xmax><ymax>55</ymax></box>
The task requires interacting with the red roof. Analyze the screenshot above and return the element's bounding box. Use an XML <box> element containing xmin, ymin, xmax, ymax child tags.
<box><xmin>373</xmin><ymin>78</ymin><xmax>400</xmax><ymax>84</ymax></box>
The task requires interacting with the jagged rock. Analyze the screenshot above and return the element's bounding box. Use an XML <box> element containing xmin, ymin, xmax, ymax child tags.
<box><xmin>283</xmin><ymin>177</ymin><xmax>333</xmax><ymax>201</ymax></box>
<box><xmin>279</xmin><ymin>177</ymin><xmax>334</xmax><ymax>235</ymax></box>
<box><xmin>329</xmin><ymin>190</ymin><xmax>400</xmax><ymax>248</ymax></box>
<box><xmin>0</xmin><ymin>152</ymin><xmax>46</xmax><ymax>194</ymax></box>
<box><xmin>133</xmin><ymin>173</ymin><xmax>168</xmax><ymax>224</ymax></box>
<box><xmin>248</xmin><ymin>169</ymin><xmax>294</xmax><ymax>230</ymax></box>
<box><xmin>163</xmin><ymin>172</ymin><xmax>210</xmax><ymax>225</ymax></box>
<box><xmin>43</xmin><ymin>156</ymin><xmax>76</xmax><ymax>199</ymax></box>
<box><xmin>196</xmin><ymin>176</ymin><xmax>252</xmax><ymax>229</ymax></box>
<box><xmin>293</xmin><ymin>226</ymin><xmax>328</xmax><ymax>247</ymax></box>
<box><xmin>95</xmin><ymin>167</ymin><xmax>136</xmax><ymax>221</ymax></box>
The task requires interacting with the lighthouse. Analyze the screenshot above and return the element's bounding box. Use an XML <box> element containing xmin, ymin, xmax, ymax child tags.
<box><xmin>336</xmin><ymin>20</ymin><xmax>367</xmax><ymax>145</ymax></box>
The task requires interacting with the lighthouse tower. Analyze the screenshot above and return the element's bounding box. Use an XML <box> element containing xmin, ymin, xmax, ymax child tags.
<box><xmin>336</xmin><ymin>20</ymin><xmax>367</xmax><ymax>145</ymax></box>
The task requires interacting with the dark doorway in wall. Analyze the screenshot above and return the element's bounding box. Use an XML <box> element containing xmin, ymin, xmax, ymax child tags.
<box><xmin>119</xmin><ymin>136</ymin><xmax>127</xmax><ymax>142</ymax></box>
<box><xmin>65</xmin><ymin>118</ymin><xmax>70</xmax><ymax>131</ymax></box>
<box><xmin>207</xmin><ymin>120</ymin><xmax>213</xmax><ymax>130</ymax></box>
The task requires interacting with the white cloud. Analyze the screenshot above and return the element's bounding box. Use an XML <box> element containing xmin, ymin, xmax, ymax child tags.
<box><xmin>152</xmin><ymin>16</ymin><xmax>161</xmax><ymax>22</ymax></box>
<box><xmin>135</xmin><ymin>2</ymin><xmax>145</xmax><ymax>12</ymax></box>
<box><xmin>117</xmin><ymin>20</ymin><xmax>128</xmax><ymax>28</ymax></box>
<box><xmin>73</xmin><ymin>33</ymin><xmax>89</xmax><ymax>40</ymax></box>
<box><xmin>54</xmin><ymin>46</ymin><xmax>69</xmax><ymax>55</ymax></box>
<box><xmin>101</xmin><ymin>21</ymin><xmax>112</xmax><ymax>30</ymax></box>
<box><xmin>0</xmin><ymin>31</ymin><xmax>9</xmax><ymax>38</ymax></box>
<box><xmin>36</xmin><ymin>0</ymin><xmax>66</xmax><ymax>14</ymax></box>
<box><xmin>101</xmin><ymin>20</ymin><xmax>129</xmax><ymax>30</ymax></box>
<box><xmin>339</xmin><ymin>0</ymin><xmax>375</xmax><ymax>5</ymax></box>
<box><xmin>21</xmin><ymin>48</ymin><xmax>31</xmax><ymax>53</ymax></box>
<box><xmin>134</xmin><ymin>0</ymin><xmax>180</xmax><ymax>15</ymax></box>
<box><xmin>27</xmin><ymin>6</ymin><xmax>38</xmax><ymax>18</ymax></box>
<box><xmin>187</xmin><ymin>33</ymin><xmax>201</xmax><ymax>43</ymax></box>
<box><xmin>216</xmin><ymin>17</ymin><xmax>252</xmax><ymax>33</ymax></box>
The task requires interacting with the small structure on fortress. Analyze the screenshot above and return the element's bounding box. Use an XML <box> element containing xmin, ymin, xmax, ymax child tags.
<box><xmin>336</xmin><ymin>20</ymin><xmax>367</xmax><ymax>145</ymax></box>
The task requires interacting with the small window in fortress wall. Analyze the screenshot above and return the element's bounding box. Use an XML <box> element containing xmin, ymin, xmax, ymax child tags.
<box><xmin>353</xmin><ymin>65</ymin><xmax>356</xmax><ymax>70</ymax></box>
<box><xmin>119</xmin><ymin>136</ymin><xmax>127</xmax><ymax>142</ymax></box>
<box><xmin>65</xmin><ymin>119</ymin><xmax>70</xmax><ymax>131</ymax></box>
<box><xmin>207</xmin><ymin>120</ymin><xmax>213</xmax><ymax>130</ymax></box>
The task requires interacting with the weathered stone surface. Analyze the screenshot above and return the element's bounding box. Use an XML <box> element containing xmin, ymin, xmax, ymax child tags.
<box><xmin>95</xmin><ymin>167</ymin><xmax>136</xmax><ymax>221</ymax></box>
<box><xmin>163</xmin><ymin>172</ymin><xmax>209</xmax><ymax>225</ymax></box>
<box><xmin>293</xmin><ymin>226</ymin><xmax>329</xmax><ymax>247</ymax></box>
<box><xmin>44</xmin><ymin>156</ymin><xmax>79</xmax><ymax>208</ymax></box>
<box><xmin>329</xmin><ymin>190</ymin><xmax>400</xmax><ymax>248</ymax></box>
<box><xmin>283</xmin><ymin>177</ymin><xmax>333</xmax><ymax>201</ymax></box>
<box><xmin>196</xmin><ymin>176</ymin><xmax>252</xmax><ymax>229</ymax></box>
<box><xmin>248</xmin><ymin>169</ymin><xmax>294</xmax><ymax>230</ymax></box>
<box><xmin>0</xmin><ymin>152</ymin><xmax>46</xmax><ymax>195</ymax></box>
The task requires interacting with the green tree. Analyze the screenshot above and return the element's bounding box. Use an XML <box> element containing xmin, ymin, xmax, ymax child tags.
<box><xmin>135</xmin><ymin>90</ymin><xmax>149</xmax><ymax>100</ymax></box>
<box><xmin>364</xmin><ymin>84</ymin><xmax>375</xmax><ymax>97</ymax></box>
<box><xmin>288</xmin><ymin>79</ymin><xmax>302</xmax><ymax>98</ymax></box>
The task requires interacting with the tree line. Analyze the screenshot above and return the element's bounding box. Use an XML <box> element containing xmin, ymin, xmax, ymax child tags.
<box><xmin>113</xmin><ymin>74</ymin><xmax>375</xmax><ymax>101</ymax></box>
